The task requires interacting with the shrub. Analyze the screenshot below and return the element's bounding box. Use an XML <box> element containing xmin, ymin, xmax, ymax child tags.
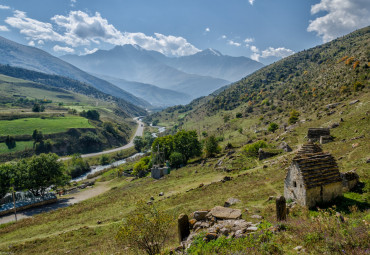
<box><xmin>288</xmin><ymin>110</ymin><xmax>300</xmax><ymax>124</ymax></box>
<box><xmin>5</xmin><ymin>135</ymin><xmax>16</xmax><ymax>149</ymax></box>
<box><xmin>244</xmin><ymin>140</ymin><xmax>267</xmax><ymax>157</ymax></box>
<box><xmin>236</xmin><ymin>112</ymin><xmax>243</xmax><ymax>118</ymax></box>
<box><xmin>204</xmin><ymin>135</ymin><xmax>221</xmax><ymax>157</ymax></box>
<box><xmin>99</xmin><ymin>155</ymin><xmax>110</xmax><ymax>165</ymax></box>
<box><xmin>116</xmin><ymin>201</ymin><xmax>174</xmax><ymax>255</ymax></box>
<box><xmin>169</xmin><ymin>152</ymin><xmax>185</xmax><ymax>168</ymax></box>
<box><xmin>268</xmin><ymin>122</ymin><xmax>279</xmax><ymax>133</ymax></box>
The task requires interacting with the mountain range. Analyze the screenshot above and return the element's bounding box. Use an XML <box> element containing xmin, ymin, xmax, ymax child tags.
<box><xmin>0</xmin><ymin>36</ymin><xmax>150</xmax><ymax>109</ymax></box>
<box><xmin>61</xmin><ymin>45</ymin><xmax>263</xmax><ymax>101</ymax></box>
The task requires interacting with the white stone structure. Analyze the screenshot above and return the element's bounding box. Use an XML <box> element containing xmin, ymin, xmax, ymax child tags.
<box><xmin>284</xmin><ymin>142</ymin><xmax>342</xmax><ymax>208</ymax></box>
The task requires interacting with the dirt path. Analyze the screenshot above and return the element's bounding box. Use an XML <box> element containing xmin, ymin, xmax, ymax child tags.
<box><xmin>60</xmin><ymin>117</ymin><xmax>144</xmax><ymax>161</ymax></box>
<box><xmin>0</xmin><ymin>181</ymin><xmax>111</xmax><ymax>225</ymax></box>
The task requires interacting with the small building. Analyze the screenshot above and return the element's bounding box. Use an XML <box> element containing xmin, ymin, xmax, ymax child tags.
<box><xmin>284</xmin><ymin>142</ymin><xmax>342</xmax><ymax>208</ymax></box>
<box><xmin>151</xmin><ymin>165</ymin><xmax>170</xmax><ymax>179</ymax></box>
<box><xmin>307</xmin><ymin>128</ymin><xmax>330</xmax><ymax>142</ymax></box>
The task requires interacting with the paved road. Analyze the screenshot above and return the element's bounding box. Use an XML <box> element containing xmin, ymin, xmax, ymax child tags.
<box><xmin>60</xmin><ymin>117</ymin><xmax>144</xmax><ymax>161</ymax></box>
<box><xmin>0</xmin><ymin>181</ymin><xmax>111</xmax><ymax>224</ymax></box>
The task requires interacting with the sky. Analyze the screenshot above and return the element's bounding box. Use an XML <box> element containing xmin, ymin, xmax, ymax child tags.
<box><xmin>0</xmin><ymin>0</ymin><xmax>369</xmax><ymax>65</ymax></box>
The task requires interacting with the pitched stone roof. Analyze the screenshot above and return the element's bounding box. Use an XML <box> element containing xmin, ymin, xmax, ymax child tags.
<box><xmin>292</xmin><ymin>143</ymin><xmax>342</xmax><ymax>189</ymax></box>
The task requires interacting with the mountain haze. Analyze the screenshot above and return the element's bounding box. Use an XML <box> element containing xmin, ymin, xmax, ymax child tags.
<box><xmin>61</xmin><ymin>45</ymin><xmax>263</xmax><ymax>101</ymax></box>
<box><xmin>96</xmin><ymin>74</ymin><xmax>192</xmax><ymax>107</ymax></box>
<box><xmin>0</xmin><ymin>36</ymin><xmax>150</xmax><ymax>109</ymax></box>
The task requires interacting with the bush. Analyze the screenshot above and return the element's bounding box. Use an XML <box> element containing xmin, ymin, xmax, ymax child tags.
<box><xmin>99</xmin><ymin>155</ymin><xmax>110</xmax><ymax>165</ymax></box>
<box><xmin>268</xmin><ymin>122</ymin><xmax>279</xmax><ymax>133</ymax></box>
<box><xmin>5</xmin><ymin>135</ymin><xmax>16</xmax><ymax>149</ymax></box>
<box><xmin>169</xmin><ymin>152</ymin><xmax>185</xmax><ymax>168</ymax></box>
<box><xmin>244</xmin><ymin>140</ymin><xmax>268</xmax><ymax>157</ymax></box>
<box><xmin>288</xmin><ymin>110</ymin><xmax>300</xmax><ymax>124</ymax></box>
<box><xmin>116</xmin><ymin>201</ymin><xmax>174</xmax><ymax>255</ymax></box>
<box><xmin>204</xmin><ymin>135</ymin><xmax>221</xmax><ymax>157</ymax></box>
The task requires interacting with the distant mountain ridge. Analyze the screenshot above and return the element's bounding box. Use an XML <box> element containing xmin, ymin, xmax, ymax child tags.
<box><xmin>61</xmin><ymin>45</ymin><xmax>264</xmax><ymax>101</ymax></box>
<box><xmin>0</xmin><ymin>36</ymin><xmax>150</xmax><ymax>109</ymax></box>
<box><xmin>95</xmin><ymin>74</ymin><xmax>192</xmax><ymax>107</ymax></box>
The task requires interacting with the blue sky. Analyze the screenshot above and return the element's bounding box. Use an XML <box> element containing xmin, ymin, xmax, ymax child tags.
<box><xmin>0</xmin><ymin>0</ymin><xmax>369</xmax><ymax>64</ymax></box>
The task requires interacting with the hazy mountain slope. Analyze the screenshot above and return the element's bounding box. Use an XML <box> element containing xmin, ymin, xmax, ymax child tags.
<box><xmin>0</xmin><ymin>64</ymin><xmax>147</xmax><ymax>117</ymax></box>
<box><xmin>61</xmin><ymin>45</ymin><xmax>231</xmax><ymax>99</ymax></box>
<box><xmin>96</xmin><ymin>75</ymin><xmax>192</xmax><ymax>107</ymax></box>
<box><xmin>161</xmin><ymin>49</ymin><xmax>264</xmax><ymax>82</ymax></box>
<box><xmin>0</xmin><ymin>36</ymin><xmax>150</xmax><ymax>108</ymax></box>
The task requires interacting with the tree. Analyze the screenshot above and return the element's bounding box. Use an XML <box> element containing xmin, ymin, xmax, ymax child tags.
<box><xmin>5</xmin><ymin>135</ymin><xmax>16</xmax><ymax>149</ymax></box>
<box><xmin>133</xmin><ymin>136</ymin><xmax>144</xmax><ymax>152</ymax></box>
<box><xmin>0</xmin><ymin>164</ymin><xmax>12</xmax><ymax>199</ymax></box>
<box><xmin>86</xmin><ymin>110</ymin><xmax>100</xmax><ymax>120</ymax></box>
<box><xmin>116</xmin><ymin>201</ymin><xmax>174</xmax><ymax>255</ymax></box>
<box><xmin>24</xmin><ymin>153</ymin><xmax>69</xmax><ymax>196</ymax></box>
<box><xmin>244</xmin><ymin>141</ymin><xmax>268</xmax><ymax>157</ymax></box>
<box><xmin>67</xmin><ymin>154</ymin><xmax>90</xmax><ymax>178</ymax></box>
<box><xmin>169</xmin><ymin>152</ymin><xmax>185</xmax><ymax>168</ymax></box>
<box><xmin>288</xmin><ymin>110</ymin><xmax>300</xmax><ymax>124</ymax></box>
<box><xmin>204</xmin><ymin>135</ymin><xmax>221</xmax><ymax>157</ymax></box>
<box><xmin>173</xmin><ymin>130</ymin><xmax>201</xmax><ymax>162</ymax></box>
<box><xmin>268</xmin><ymin>122</ymin><xmax>279</xmax><ymax>133</ymax></box>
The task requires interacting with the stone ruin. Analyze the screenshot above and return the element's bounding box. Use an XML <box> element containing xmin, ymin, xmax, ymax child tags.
<box><xmin>177</xmin><ymin>206</ymin><xmax>261</xmax><ymax>250</ymax></box>
<box><xmin>284</xmin><ymin>142</ymin><xmax>343</xmax><ymax>208</ymax></box>
<box><xmin>307</xmin><ymin>128</ymin><xmax>331</xmax><ymax>143</ymax></box>
<box><xmin>151</xmin><ymin>165</ymin><xmax>170</xmax><ymax>179</ymax></box>
<box><xmin>340</xmin><ymin>170</ymin><xmax>360</xmax><ymax>192</ymax></box>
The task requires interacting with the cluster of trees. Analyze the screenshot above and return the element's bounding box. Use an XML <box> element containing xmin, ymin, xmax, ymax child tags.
<box><xmin>0</xmin><ymin>153</ymin><xmax>69</xmax><ymax>199</ymax></box>
<box><xmin>66</xmin><ymin>154</ymin><xmax>90</xmax><ymax>179</ymax></box>
<box><xmin>5</xmin><ymin>135</ymin><xmax>16</xmax><ymax>149</ymax></box>
<box><xmin>133</xmin><ymin>132</ymin><xmax>155</xmax><ymax>152</ymax></box>
<box><xmin>80</xmin><ymin>109</ymin><xmax>100</xmax><ymax>121</ymax></box>
<box><xmin>32</xmin><ymin>129</ymin><xmax>52</xmax><ymax>154</ymax></box>
<box><xmin>151</xmin><ymin>130</ymin><xmax>202</xmax><ymax>167</ymax></box>
<box><xmin>32</xmin><ymin>103</ymin><xmax>45</xmax><ymax>112</ymax></box>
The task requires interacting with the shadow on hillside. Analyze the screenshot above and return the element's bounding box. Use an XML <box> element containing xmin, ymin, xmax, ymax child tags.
<box><xmin>20</xmin><ymin>198</ymin><xmax>73</xmax><ymax>217</ymax></box>
<box><xmin>314</xmin><ymin>196</ymin><xmax>369</xmax><ymax>214</ymax></box>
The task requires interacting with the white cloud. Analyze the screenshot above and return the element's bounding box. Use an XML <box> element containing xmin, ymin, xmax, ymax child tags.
<box><xmin>0</xmin><ymin>5</ymin><xmax>10</xmax><ymax>10</ymax></box>
<box><xmin>307</xmin><ymin>0</ymin><xmax>370</xmax><ymax>42</ymax></box>
<box><xmin>5</xmin><ymin>10</ymin><xmax>200</xmax><ymax>57</ymax></box>
<box><xmin>70</xmin><ymin>0</ymin><xmax>77</xmax><ymax>7</ymax></box>
<box><xmin>205</xmin><ymin>27</ymin><xmax>210</xmax><ymax>32</ymax></box>
<box><xmin>244</xmin><ymin>37</ymin><xmax>254</xmax><ymax>43</ymax></box>
<box><xmin>249</xmin><ymin>0</ymin><xmax>255</xmax><ymax>5</ymax></box>
<box><xmin>227</xmin><ymin>40</ymin><xmax>241</xmax><ymax>47</ymax></box>
<box><xmin>28</xmin><ymin>41</ymin><xmax>35</xmax><ymax>46</ymax></box>
<box><xmin>250</xmin><ymin>46</ymin><xmax>294</xmax><ymax>61</ymax></box>
<box><xmin>0</xmin><ymin>25</ymin><xmax>9</xmax><ymax>31</ymax></box>
<box><xmin>250</xmin><ymin>45</ymin><xmax>259</xmax><ymax>53</ymax></box>
<box><xmin>221</xmin><ymin>35</ymin><xmax>227</xmax><ymax>39</ymax></box>
<box><xmin>83</xmin><ymin>47</ymin><xmax>99</xmax><ymax>55</ymax></box>
<box><xmin>53</xmin><ymin>45</ymin><xmax>75</xmax><ymax>53</ymax></box>
<box><xmin>38</xmin><ymin>40</ymin><xmax>44</xmax><ymax>45</ymax></box>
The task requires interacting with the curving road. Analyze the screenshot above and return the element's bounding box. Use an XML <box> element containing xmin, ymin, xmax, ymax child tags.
<box><xmin>60</xmin><ymin>117</ymin><xmax>144</xmax><ymax>161</ymax></box>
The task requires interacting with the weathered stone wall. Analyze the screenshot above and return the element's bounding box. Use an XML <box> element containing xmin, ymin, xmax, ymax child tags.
<box><xmin>151</xmin><ymin>167</ymin><xmax>169</xmax><ymax>179</ymax></box>
<box><xmin>307</xmin><ymin>128</ymin><xmax>330</xmax><ymax>142</ymax></box>
<box><xmin>284</xmin><ymin>163</ymin><xmax>306</xmax><ymax>205</ymax></box>
<box><xmin>305</xmin><ymin>182</ymin><xmax>342</xmax><ymax>208</ymax></box>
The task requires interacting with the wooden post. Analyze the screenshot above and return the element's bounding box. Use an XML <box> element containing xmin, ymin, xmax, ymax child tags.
<box><xmin>276</xmin><ymin>196</ymin><xmax>286</xmax><ymax>221</ymax></box>
<box><xmin>177</xmin><ymin>213</ymin><xmax>190</xmax><ymax>243</ymax></box>
<box><xmin>12</xmin><ymin>186</ymin><xmax>17</xmax><ymax>222</ymax></box>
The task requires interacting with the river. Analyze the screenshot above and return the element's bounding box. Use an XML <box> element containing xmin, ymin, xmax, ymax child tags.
<box><xmin>72</xmin><ymin>122</ymin><xmax>166</xmax><ymax>182</ymax></box>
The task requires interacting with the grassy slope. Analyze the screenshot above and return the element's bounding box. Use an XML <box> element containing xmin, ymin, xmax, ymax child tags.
<box><xmin>0</xmin><ymin>141</ymin><xmax>33</xmax><ymax>154</ymax></box>
<box><xmin>0</xmin><ymin>117</ymin><xmax>93</xmax><ymax>136</ymax></box>
<box><xmin>0</xmin><ymin>92</ymin><xmax>368</xmax><ymax>254</ymax></box>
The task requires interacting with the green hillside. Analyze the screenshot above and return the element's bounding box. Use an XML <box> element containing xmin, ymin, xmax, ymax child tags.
<box><xmin>0</xmin><ymin>73</ymin><xmax>138</xmax><ymax>160</ymax></box>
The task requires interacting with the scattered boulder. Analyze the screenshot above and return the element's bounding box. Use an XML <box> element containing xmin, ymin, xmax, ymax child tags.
<box><xmin>150</xmin><ymin>196</ymin><xmax>155</xmax><ymax>201</ymax></box>
<box><xmin>224</xmin><ymin>198</ymin><xmax>241</xmax><ymax>207</ymax></box>
<box><xmin>326</xmin><ymin>103</ymin><xmax>340</xmax><ymax>109</ymax></box>
<box><xmin>367</xmin><ymin>158</ymin><xmax>370</xmax><ymax>163</ymax></box>
<box><xmin>222</xmin><ymin>176</ymin><xmax>233</xmax><ymax>183</ymax></box>
<box><xmin>278</xmin><ymin>142</ymin><xmax>292</xmax><ymax>152</ymax></box>
<box><xmin>330</xmin><ymin>122</ymin><xmax>340</xmax><ymax>129</ymax></box>
<box><xmin>194</xmin><ymin>211</ymin><xmax>209</xmax><ymax>221</ymax></box>
<box><xmin>349</xmin><ymin>99</ymin><xmax>359</xmax><ymax>105</ymax></box>
<box><xmin>159</xmin><ymin>192</ymin><xmax>164</xmax><ymax>196</ymax></box>
<box><xmin>294</xmin><ymin>246</ymin><xmax>303</xmax><ymax>251</ymax></box>
<box><xmin>251</xmin><ymin>215</ymin><xmax>263</xmax><ymax>220</ymax></box>
<box><xmin>352</xmin><ymin>143</ymin><xmax>360</xmax><ymax>148</ymax></box>
<box><xmin>207</xmin><ymin>206</ymin><xmax>242</xmax><ymax>220</ymax></box>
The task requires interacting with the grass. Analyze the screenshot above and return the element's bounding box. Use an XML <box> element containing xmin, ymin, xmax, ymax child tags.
<box><xmin>0</xmin><ymin>141</ymin><xmax>34</xmax><ymax>154</ymax></box>
<box><xmin>0</xmin><ymin>85</ymin><xmax>368</xmax><ymax>254</ymax></box>
<box><xmin>0</xmin><ymin>116</ymin><xmax>93</xmax><ymax>136</ymax></box>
